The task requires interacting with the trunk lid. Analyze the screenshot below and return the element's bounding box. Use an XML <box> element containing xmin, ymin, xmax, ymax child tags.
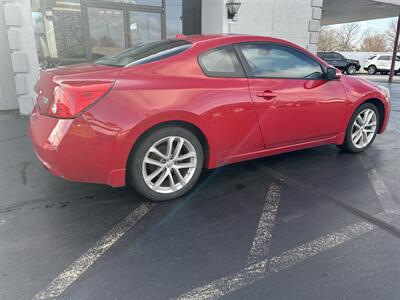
<box><xmin>34</xmin><ymin>63</ymin><xmax>122</xmax><ymax>115</ymax></box>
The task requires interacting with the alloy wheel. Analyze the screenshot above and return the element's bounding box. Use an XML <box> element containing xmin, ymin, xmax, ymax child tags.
<box><xmin>142</xmin><ymin>136</ymin><xmax>197</xmax><ymax>194</ymax></box>
<box><xmin>351</xmin><ymin>108</ymin><xmax>377</xmax><ymax>149</ymax></box>
<box><xmin>347</xmin><ymin>65</ymin><xmax>356</xmax><ymax>74</ymax></box>
<box><xmin>368</xmin><ymin>66</ymin><xmax>376</xmax><ymax>75</ymax></box>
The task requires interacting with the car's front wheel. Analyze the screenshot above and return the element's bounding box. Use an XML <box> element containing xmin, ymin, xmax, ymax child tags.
<box><xmin>338</xmin><ymin>103</ymin><xmax>379</xmax><ymax>153</ymax></box>
<box><xmin>129</xmin><ymin>126</ymin><xmax>204</xmax><ymax>201</ymax></box>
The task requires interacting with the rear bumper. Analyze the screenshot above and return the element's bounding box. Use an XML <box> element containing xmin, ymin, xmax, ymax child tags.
<box><xmin>29</xmin><ymin>108</ymin><xmax>128</xmax><ymax>187</ymax></box>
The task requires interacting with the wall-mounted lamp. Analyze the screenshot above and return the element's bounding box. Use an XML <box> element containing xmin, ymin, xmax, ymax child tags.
<box><xmin>226</xmin><ymin>0</ymin><xmax>241</xmax><ymax>20</ymax></box>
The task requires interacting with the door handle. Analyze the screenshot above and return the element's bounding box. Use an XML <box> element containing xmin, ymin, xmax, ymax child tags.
<box><xmin>256</xmin><ymin>91</ymin><xmax>277</xmax><ymax>99</ymax></box>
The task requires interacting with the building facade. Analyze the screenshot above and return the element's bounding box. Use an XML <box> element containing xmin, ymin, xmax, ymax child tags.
<box><xmin>1</xmin><ymin>0</ymin><xmax>400</xmax><ymax>114</ymax></box>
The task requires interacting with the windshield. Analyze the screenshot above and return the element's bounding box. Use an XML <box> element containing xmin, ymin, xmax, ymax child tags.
<box><xmin>95</xmin><ymin>39</ymin><xmax>192</xmax><ymax>67</ymax></box>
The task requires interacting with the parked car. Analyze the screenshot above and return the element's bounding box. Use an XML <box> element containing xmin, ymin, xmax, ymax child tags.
<box><xmin>317</xmin><ymin>51</ymin><xmax>361</xmax><ymax>74</ymax></box>
<box><xmin>364</xmin><ymin>54</ymin><xmax>400</xmax><ymax>75</ymax></box>
<box><xmin>29</xmin><ymin>35</ymin><xmax>391</xmax><ymax>201</ymax></box>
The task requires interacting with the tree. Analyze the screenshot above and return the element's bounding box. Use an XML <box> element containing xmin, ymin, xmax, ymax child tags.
<box><xmin>385</xmin><ymin>19</ymin><xmax>400</xmax><ymax>51</ymax></box>
<box><xmin>336</xmin><ymin>23</ymin><xmax>361</xmax><ymax>51</ymax></box>
<box><xmin>318</xmin><ymin>23</ymin><xmax>361</xmax><ymax>52</ymax></box>
<box><xmin>318</xmin><ymin>26</ymin><xmax>339</xmax><ymax>51</ymax></box>
<box><xmin>360</xmin><ymin>33</ymin><xmax>388</xmax><ymax>52</ymax></box>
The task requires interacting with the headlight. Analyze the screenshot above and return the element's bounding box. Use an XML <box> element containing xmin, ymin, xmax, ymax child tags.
<box><xmin>377</xmin><ymin>85</ymin><xmax>390</xmax><ymax>100</ymax></box>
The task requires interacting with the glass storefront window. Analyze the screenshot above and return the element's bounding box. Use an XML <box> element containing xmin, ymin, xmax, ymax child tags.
<box><xmin>96</xmin><ymin>0</ymin><xmax>162</xmax><ymax>6</ymax></box>
<box><xmin>88</xmin><ymin>7</ymin><xmax>126</xmax><ymax>60</ymax></box>
<box><xmin>166</xmin><ymin>0</ymin><xmax>182</xmax><ymax>37</ymax></box>
<box><xmin>31</xmin><ymin>0</ymin><xmax>85</xmax><ymax>67</ymax></box>
<box><xmin>30</xmin><ymin>0</ymin><xmax>195</xmax><ymax>67</ymax></box>
<box><xmin>129</xmin><ymin>11</ymin><xmax>161</xmax><ymax>47</ymax></box>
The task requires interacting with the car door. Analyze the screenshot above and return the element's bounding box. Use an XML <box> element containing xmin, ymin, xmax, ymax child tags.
<box><xmin>331</xmin><ymin>53</ymin><xmax>345</xmax><ymax>69</ymax></box>
<box><xmin>322</xmin><ymin>53</ymin><xmax>335</xmax><ymax>66</ymax></box>
<box><xmin>235</xmin><ymin>42</ymin><xmax>348</xmax><ymax>148</ymax></box>
<box><xmin>377</xmin><ymin>55</ymin><xmax>390</xmax><ymax>70</ymax></box>
<box><xmin>196</xmin><ymin>45</ymin><xmax>265</xmax><ymax>162</ymax></box>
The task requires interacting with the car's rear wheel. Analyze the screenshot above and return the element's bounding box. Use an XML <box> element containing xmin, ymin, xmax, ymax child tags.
<box><xmin>338</xmin><ymin>103</ymin><xmax>379</xmax><ymax>153</ymax></box>
<box><xmin>346</xmin><ymin>64</ymin><xmax>357</xmax><ymax>75</ymax></box>
<box><xmin>129</xmin><ymin>126</ymin><xmax>204</xmax><ymax>201</ymax></box>
<box><xmin>367</xmin><ymin>65</ymin><xmax>377</xmax><ymax>75</ymax></box>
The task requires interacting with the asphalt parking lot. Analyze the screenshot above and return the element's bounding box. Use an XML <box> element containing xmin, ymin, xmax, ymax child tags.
<box><xmin>1</xmin><ymin>78</ymin><xmax>400</xmax><ymax>300</ymax></box>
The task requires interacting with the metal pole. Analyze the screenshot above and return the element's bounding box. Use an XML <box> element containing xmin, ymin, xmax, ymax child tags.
<box><xmin>389</xmin><ymin>15</ymin><xmax>400</xmax><ymax>83</ymax></box>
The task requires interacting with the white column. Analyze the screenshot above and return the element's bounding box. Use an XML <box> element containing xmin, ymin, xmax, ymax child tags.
<box><xmin>1</xmin><ymin>0</ymin><xmax>39</xmax><ymax>114</ymax></box>
<box><xmin>201</xmin><ymin>0</ymin><xmax>322</xmax><ymax>52</ymax></box>
<box><xmin>0</xmin><ymin>0</ymin><xmax>18</xmax><ymax>110</ymax></box>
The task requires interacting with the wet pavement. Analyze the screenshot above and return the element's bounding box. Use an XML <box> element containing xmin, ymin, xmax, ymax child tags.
<box><xmin>1</xmin><ymin>79</ymin><xmax>400</xmax><ymax>300</ymax></box>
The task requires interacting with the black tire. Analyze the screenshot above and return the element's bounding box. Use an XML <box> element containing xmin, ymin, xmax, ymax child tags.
<box><xmin>338</xmin><ymin>103</ymin><xmax>379</xmax><ymax>153</ymax></box>
<box><xmin>129</xmin><ymin>126</ymin><xmax>204</xmax><ymax>202</ymax></box>
<box><xmin>367</xmin><ymin>65</ymin><xmax>377</xmax><ymax>75</ymax></box>
<box><xmin>346</xmin><ymin>64</ymin><xmax>357</xmax><ymax>75</ymax></box>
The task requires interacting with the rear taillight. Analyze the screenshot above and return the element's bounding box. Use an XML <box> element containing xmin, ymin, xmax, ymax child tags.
<box><xmin>48</xmin><ymin>82</ymin><xmax>113</xmax><ymax>118</ymax></box>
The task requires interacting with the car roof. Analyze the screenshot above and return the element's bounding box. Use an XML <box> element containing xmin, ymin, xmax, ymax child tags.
<box><xmin>174</xmin><ymin>34</ymin><xmax>329</xmax><ymax>68</ymax></box>
<box><xmin>317</xmin><ymin>51</ymin><xmax>340</xmax><ymax>54</ymax></box>
<box><xmin>177</xmin><ymin>34</ymin><xmax>298</xmax><ymax>48</ymax></box>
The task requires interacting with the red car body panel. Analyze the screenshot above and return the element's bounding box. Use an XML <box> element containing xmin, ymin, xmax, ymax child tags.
<box><xmin>29</xmin><ymin>35</ymin><xmax>391</xmax><ymax>187</ymax></box>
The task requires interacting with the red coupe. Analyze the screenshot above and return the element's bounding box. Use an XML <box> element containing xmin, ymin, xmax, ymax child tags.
<box><xmin>29</xmin><ymin>35</ymin><xmax>391</xmax><ymax>201</ymax></box>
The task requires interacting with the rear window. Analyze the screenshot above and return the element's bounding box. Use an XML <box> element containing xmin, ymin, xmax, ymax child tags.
<box><xmin>95</xmin><ymin>39</ymin><xmax>191</xmax><ymax>67</ymax></box>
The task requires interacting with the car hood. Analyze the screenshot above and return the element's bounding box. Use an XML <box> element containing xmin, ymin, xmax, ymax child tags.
<box><xmin>340</xmin><ymin>75</ymin><xmax>387</xmax><ymax>101</ymax></box>
<box><xmin>347</xmin><ymin>59</ymin><xmax>360</xmax><ymax>64</ymax></box>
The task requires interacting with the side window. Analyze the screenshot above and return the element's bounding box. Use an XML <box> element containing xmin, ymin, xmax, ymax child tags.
<box><xmin>198</xmin><ymin>46</ymin><xmax>244</xmax><ymax>77</ymax></box>
<box><xmin>332</xmin><ymin>53</ymin><xmax>342</xmax><ymax>60</ymax></box>
<box><xmin>238</xmin><ymin>43</ymin><xmax>324</xmax><ymax>79</ymax></box>
<box><xmin>378</xmin><ymin>55</ymin><xmax>390</xmax><ymax>61</ymax></box>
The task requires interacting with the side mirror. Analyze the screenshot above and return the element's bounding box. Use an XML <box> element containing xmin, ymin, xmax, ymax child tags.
<box><xmin>327</xmin><ymin>67</ymin><xmax>341</xmax><ymax>80</ymax></box>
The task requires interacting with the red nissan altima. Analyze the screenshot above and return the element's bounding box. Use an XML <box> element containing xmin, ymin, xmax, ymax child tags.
<box><xmin>29</xmin><ymin>34</ymin><xmax>391</xmax><ymax>201</ymax></box>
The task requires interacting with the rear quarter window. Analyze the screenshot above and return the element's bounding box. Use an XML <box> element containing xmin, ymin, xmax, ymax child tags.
<box><xmin>198</xmin><ymin>46</ymin><xmax>245</xmax><ymax>78</ymax></box>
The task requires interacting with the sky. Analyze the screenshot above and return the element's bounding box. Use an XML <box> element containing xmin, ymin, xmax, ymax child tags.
<box><xmin>357</xmin><ymin>17</ymin><xmax>396</xmax><ymax>33</ymax></box>
<box><xmin>329</xmin><ymin>17</ymin><xmax>396</xmax><ymax>33</ymax></box>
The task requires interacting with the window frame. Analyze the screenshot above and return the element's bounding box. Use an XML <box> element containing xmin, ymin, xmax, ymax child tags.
<box><xmin>233</xmin><ymin>42</ymin><xmax>328</xmax><ymax>80</ymax></box>
<box><xmin>197</xmin><ymin>45</ymin><xmax>246</xmax><ymax>78</ymax></box>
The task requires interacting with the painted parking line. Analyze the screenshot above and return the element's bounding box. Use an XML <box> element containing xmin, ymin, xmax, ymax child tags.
<box><xmin>247</xmin><ymin>184</ymin><xmax>281</xmax><ymax>265</ymax></box>
<box><xmin>176</xmin><ymin>211</ymin><xmax>397</xmax><ymax>300</ymax></box>
<box><xmin>264</xmin><ymin>166</ymin><xmax>400</xmax><ymax>238</ymax></box>
<box><xmin>34</xmin><ymin>203</ymin><xmax>154</xmax><ymax>300</ymax></box>
<box><xmin>359</xmin><ymin>155</ymin><xmax>400</xmax><ymax>215</ymax></box>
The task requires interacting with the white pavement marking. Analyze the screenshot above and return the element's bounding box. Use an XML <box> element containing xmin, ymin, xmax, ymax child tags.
<box><xmin>34</xmin><ymin>203</ymin><xmax>154</xmax><ymax>300</ymax></box>
<box><xmin>359</xmin><ymin>156</ymin><xmax>400</xmax><ymax>215</ymax></box>
<box><xmin>247</xmin><ymin>184</ymin><xmax>281</xmax><ymax>265</ymax></box>
<box><xmin>176</xmin><ymin>211</ymin><xmax>397</xmax><ymax>300</ymax></box>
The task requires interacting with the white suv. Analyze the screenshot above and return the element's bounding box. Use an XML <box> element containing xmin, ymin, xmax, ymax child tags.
<box><xmin>364</xmin><ymin>54</ymin><xmax>400</xmax><ymax>75</ymax></box>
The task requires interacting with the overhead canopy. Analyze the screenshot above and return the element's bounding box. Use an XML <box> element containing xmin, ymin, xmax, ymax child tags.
<box><xmin>322</xmin><ymin>0</ymin><xmax>400</xmax><ymax>25</ymax></box>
